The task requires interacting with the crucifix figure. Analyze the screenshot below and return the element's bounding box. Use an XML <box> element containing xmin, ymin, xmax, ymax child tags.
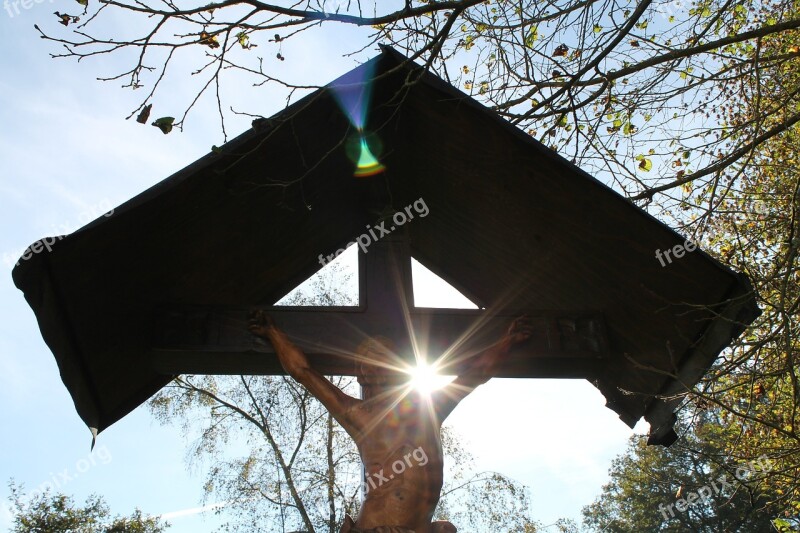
<box><xmin>248</xmin><ymin>310</ymin><xmax>533</xmax><ymax>533</ymax></box>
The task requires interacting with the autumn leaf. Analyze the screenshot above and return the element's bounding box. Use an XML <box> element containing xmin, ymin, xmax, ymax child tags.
<box><xmin>608</xmin><ymin>118</ymin><xmax>622</xmax><ymax>134</ymax></box>
<box><xmin>464</xmin><ymin>35</ymin><xmax>475</xmax><ymax>50</ymax></box>
<box><xmin>55</xmin><ymin>12</ymin><xmax>71</xmax><ymax>25</ymax></box>
<box><xmin>635</xmin><ymin>154</ymin><xmax>653</xmax><ymax>171</ymax></box>
<box><xmin>136</xmin><ymin>104</ymin><xmax>152</xmax><ymax>124</ymax></box>
<box><xmin>54</xmin><ymin>11</ymin><xmax>79</xmax><ymax>26</ymax></box>
<box><xmin>200</xmin><ymin>31</ymin><xmax>220</xmax><ymax>49</ymax></box>
<box><xmin>237</xmin><ymin>31</ymin><xmax>256</xmax><ymax>50</ymax></box>
<box><xmin>76</xmin><ymin>0</ymin><xmax>88</xmax><ymax>6</ymax></box>
<box><xmin>525</xmin><ymin>25</ymin><xmax>539</xmax><ymax>47</ymax></box>
<box><xmin>152</xmin><ymin>117</ymin><xmax>175</xmax><ymax>135</ymax></box>
<box><xmin>755</xmin><ymin>382</ymin><xmax>765</xmax><ymax>398</ymax></box>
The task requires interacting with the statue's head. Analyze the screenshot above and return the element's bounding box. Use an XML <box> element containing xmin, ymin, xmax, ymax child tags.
<box><xmin>355</xmin><ymin>336</ymin><xmax>402</xmax><ymax>386</ymax></box>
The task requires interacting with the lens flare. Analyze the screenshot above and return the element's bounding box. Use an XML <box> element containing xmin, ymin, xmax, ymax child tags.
<box><xmin>330</xmin><ymin>60</ymin><xmax>376</xmax><ymax>129</ymax></box>
<box><xmin>329</xmin><ymin>59</ymin><xmax>386</xmax><ymax>177</ymax></box>
<box><xmin>346</xmin><ymin>132</ymin><xmax>385</xmax><ymax>178</ymax></box>
<box><xmin>408</xmin><ymin>361</ymin><xmax>454</xmax><ymax>395</ymax></box>
<box><xmin>354</xmin><ymin>137</ymin><xmax>386</xmax><ymax>177</ymax></box>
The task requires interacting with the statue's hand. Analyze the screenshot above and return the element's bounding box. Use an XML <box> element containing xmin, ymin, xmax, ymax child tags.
<box><xmin>248</xmin><ymin>309</ymin><xmax>276</xmax><ymax>338</ymax></box>
<box><xmin>506</xmin><ymin>315</ymin><xmax>534</xmax><ymax>345</ymax></box>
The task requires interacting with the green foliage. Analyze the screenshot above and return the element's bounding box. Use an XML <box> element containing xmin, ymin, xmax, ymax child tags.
<box><xmin>582</xmin><ymin>427</ymin><xmax>782</xmax><ymax>532</ymax></box>
<box><xmin>7</xmin><ymin>481</ymin><xmax>168</xmax><ymax>533</ymax></box>
<box><xmin>673</xmin><ymin>0</ymin><xmax>800</xmax><ymax>524</ymax></box>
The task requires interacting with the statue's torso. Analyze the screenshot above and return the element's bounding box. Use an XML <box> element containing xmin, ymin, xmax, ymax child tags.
<box><xmin>352</xmin><ymin>393</ymin><xmax>444</xmax><ymax>533</ymax></box>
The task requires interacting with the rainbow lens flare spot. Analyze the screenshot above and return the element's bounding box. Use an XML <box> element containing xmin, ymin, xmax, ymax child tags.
<box><xmin>354</xmin><ymin>137</ymin><xmax>385</xmax><ymax>177</ymax></box>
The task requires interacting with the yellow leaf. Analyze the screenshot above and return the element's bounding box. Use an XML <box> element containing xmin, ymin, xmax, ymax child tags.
<box><xmin>200</xmin><ymin>31</ymin><xmax>220</xmax><ymax>49</ymax></box>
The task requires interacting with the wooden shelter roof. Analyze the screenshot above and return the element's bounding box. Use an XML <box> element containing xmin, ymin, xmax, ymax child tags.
<box><xmin>12</xmin><ymin>47</ymin><xmax>759</xmax><ymax>446</ymax></box>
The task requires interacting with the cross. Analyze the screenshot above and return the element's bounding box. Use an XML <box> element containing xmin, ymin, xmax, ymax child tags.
<box><xmin>152</xmin><ymin>233</ymin><xmax>608</xmax><ymax>379</ymax></box>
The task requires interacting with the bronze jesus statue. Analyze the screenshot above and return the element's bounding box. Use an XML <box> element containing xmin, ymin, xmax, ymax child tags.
<box><xmin>249</xmin><ymin>311</ymin><xmax>533</xmax><ymax>533</ymax></box>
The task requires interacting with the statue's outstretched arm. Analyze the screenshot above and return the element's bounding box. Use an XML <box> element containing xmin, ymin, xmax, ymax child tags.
<box><xmin>433</xmin><ymin>316</ymin><xmax>533</xmax><ymax>421</ymax></box>
<box><xmin>249</xmin><ymin>310</ymin><xmax>362</xmax><ymax>435</ymax></box>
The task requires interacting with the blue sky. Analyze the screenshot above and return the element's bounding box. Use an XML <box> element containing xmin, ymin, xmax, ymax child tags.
<box><xmin>0</xmin><ymin>4</ymin><xmax>648</xmax><ymax>531</ymax></box>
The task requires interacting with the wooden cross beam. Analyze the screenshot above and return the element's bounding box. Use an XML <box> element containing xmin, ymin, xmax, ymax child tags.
<box><xmin>151</xmin><ymin>236</ymin><xmax>609</xmax><ymax>378</ymax></box>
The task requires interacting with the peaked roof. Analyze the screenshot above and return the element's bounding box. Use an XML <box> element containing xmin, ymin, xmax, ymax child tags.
<box><xmin>13</xmin><ymin>46</ymin><xmax>759</xmax><ymax>445</ymax></box>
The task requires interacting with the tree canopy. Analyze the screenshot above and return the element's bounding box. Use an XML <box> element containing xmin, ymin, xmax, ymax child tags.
<box><xmin>7</xmin><ymin>481</ymin><xmax>169</xmax><ymax>533</ymax></box>
<box><xmin>35</xmin><ymin>0</ymin><xmax>800</xmax><ymax>204</ymax></box>
<box><xmin>583</xmin><ymin>422</ymin><xmax>782</xmax><ymax>532</ymax></box>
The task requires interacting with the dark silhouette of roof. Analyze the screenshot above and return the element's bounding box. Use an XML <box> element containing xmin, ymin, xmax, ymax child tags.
<box><xmin>12</xmin><ymin>46</ymin><xmax>759</xmax><ymax>446</ymax></box>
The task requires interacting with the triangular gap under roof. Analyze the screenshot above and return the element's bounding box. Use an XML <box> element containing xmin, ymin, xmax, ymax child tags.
<box><xmin>273</xmin><ymin>242</ymin><xmax>479</xmax><ymax>310</ymax></box>
<box><xmin>411</xmin><ymin>257</ymin><xmax>479</xmax><ymax>310</ymax></box>
<box><xmin>274</xmin><ymin>244</ymin><xmax>359</xmax><ymax>306</ymax></box>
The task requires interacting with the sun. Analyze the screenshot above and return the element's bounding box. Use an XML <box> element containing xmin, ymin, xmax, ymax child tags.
<box><xmin>408</xmin><ymin>362</ymin><xmax>454</xmax><ymax>394</ymax></box>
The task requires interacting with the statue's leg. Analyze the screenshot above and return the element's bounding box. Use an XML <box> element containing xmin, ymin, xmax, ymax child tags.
<box><xmin>430</xmin><ymin>521</ymin><xmax>457</xmax><ymax>533</ymax></box>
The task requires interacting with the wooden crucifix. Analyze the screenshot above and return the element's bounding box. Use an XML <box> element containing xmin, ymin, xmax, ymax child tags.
<box><xmin>153</xmin><ymin>233</ymin><xmax>608</xmax><ymax>532</ymax></box>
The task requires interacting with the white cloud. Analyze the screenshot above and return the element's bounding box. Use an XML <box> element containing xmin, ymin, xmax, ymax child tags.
<box><xmin>159</xmin><ymin>501</ymin><xmax>227</xmax><ymax>521</ymax></box>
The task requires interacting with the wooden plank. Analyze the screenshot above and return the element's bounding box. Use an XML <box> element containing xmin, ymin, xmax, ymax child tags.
<box><xmin>151</xmin><ymin>306</ymin><xmax>608</xmax><ymax>378</ymax></box>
